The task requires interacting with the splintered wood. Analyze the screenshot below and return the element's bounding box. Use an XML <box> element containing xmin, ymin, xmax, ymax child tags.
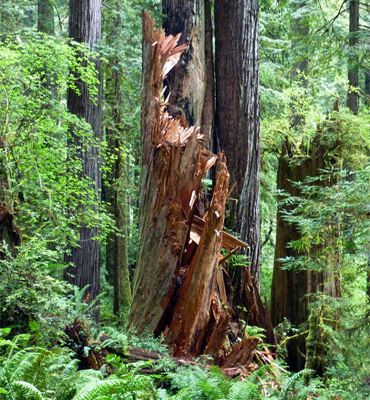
<box><xmin>128</xmin><ymin>11</ymin><xmax>267</xmax><ymax>373</ymax></box>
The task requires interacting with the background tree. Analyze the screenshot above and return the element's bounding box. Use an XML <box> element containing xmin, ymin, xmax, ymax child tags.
<box><xmin>347</xmin><ymin>0</ymin><xmax>359</xmax><ymax>115</ymax></box>
<box><xmin>63</xmin><ymin>0</ymin><xmax>103</xmax><ymax>317</ymax></box>
<box><xmin>103</xmin><ymin>0</ymin><xmax>132</xmax><ymax>315</ymax></box>
<box><xmin>38</xmin><ymin>0</ymin><xmax>54</xmax><ymax>35</ymax></box>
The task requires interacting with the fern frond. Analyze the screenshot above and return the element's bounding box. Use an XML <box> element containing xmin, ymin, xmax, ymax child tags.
<box><xmin>71</xmin><ymin>378</ymin><xmax>124</xmax><ymax>400</ymax></box>
<box><xmin>227</xmin><ymin>381</ymin><xmax>261</xmax><ymax>400</ymax></box>
<box><xmin>174</xmin><ymin>386</ymin><xmax>203</xmax><ymax>400</ymax></box>
<box><xmin>11</xmin><ymin>380</ymin><xmax>45</xmax><ymax>400</ymax></box>
<box><xmin>7</xmin><ymin>349</ymin><xmax>49</xmax><ymax>383</ymax></box>
<box><xmin>279</xmin><ymin>369</ymin><xmax>307</xmax><ymax>400</ymax></box>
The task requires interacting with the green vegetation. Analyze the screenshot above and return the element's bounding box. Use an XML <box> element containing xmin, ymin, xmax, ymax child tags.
<box><xmin>0</xmin><ymin>0</ymin><xmax>369</xmax><ymax>398</ymax></box>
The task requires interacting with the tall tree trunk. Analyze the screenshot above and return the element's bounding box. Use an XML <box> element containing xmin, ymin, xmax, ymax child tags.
<box><xmin>214</xmin><ymin>0</ymin><xmax>261</xmax><ymax>292</ymax></box>
<box><xmin>290</xmin><ymin>0</ymin><xmax>308</xmax><ymax>129</ymax></box>
<box><xmin>64</xmin><ymin>0</ymin><xmax>102</xmax><ymax>319</ymax></box>
<box><xmin>162</xmin><ymin>0</ymin><xmax>214</xmax><ymax>149</ymax></box>
<box><xmin>347</xmin><ymin>0</ymin><xmax>359</xmax><ymax>115</ymax></box>
<box><xmin>271</xmin><ymin>131</ymin><xmax>341</xmax><ymax>371</ymax></box>
<box><xmin>104</xmin><ymin>2</ymin><xmax>131</xmax><ymax>315</ymax></box>
<box><xmin>38</xmin><ymin>0</ymin><xmax>54</xmax><ymax>35</ymax></box>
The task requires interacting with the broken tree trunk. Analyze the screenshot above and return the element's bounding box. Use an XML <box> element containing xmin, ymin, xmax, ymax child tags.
<box><xmin>128</xmin><ymin>11</ymin><xmax>215</xmax><ymax>335</ymax></box>
<box><xmin>129</xmin><ymin>12</ymin><xmax>273</xmax><ymax>367</ymax></box>
<box><xmin>162</xmin><ymin>0</ymin><xmax>215</xmax><ymax>149</ymax></box>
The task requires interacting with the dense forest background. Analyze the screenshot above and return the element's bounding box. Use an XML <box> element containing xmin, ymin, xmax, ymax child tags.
<box><xmin>0</xmin><ymin>0</ymin><xmax>369</xmax><ymax>399</ymax></box>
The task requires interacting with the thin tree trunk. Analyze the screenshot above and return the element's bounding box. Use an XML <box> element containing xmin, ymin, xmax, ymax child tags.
<box><xmin>64</xmin><ymin>0</ymin><xmax>102</xmax><ymax>319</ymax></box>
<box><xmin>290</xmin><ymin>0</ymin><xmax>309</xmax><ymax>129</ymax></box>
<box><xmin>347</xmin><ymin>0</ymin><xmax>359</xmax><ymax>115</ymax></box>
<box><xmin>105</xmin><ymin>2</ymin><xmax>132</xmax><ymax>315</ymax></box>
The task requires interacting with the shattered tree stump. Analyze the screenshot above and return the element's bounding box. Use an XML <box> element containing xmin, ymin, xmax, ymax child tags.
<box><xmin>128</xmin><ymin>11</ymin><xmax>273</xmax><ymax>369</ymax></box>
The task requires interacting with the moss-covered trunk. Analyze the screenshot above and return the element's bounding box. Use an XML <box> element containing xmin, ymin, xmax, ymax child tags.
<box><xmin>271</xmin><ymin>132</ymin><xmax>341</xmax><ymax>371</ymax></box>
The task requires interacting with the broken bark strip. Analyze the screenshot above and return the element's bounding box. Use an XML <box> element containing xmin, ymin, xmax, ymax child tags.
<box><xmin>165</xmin><ymin>154</ymin><xmax>229</xmax><ymax>356</ymax></box>
<box><xmin>129</xmin><ymin>12</ymin><xmax>215</xmax><ymax>335</ymax></box>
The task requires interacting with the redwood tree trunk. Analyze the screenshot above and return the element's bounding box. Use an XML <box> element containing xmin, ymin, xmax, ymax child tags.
<box><xmin>64</xmin><ymin>0</ymin><xmax>102</xmax><ymax>317</ymax></box>
<box><xmin>162</xmin><ymin>0</ymin><xmax>214</xmax><ymax>149</ymax></box>
<box><xmin>38</xmin><ymin>0</ymin><xmax>54</xmax><ymax>35</ymax></box>
<box><xmin>105</xmin><ymin>1</ymin><xmax>132</xmax><ymax>315</ymax></box>
<box><xmin>128</xmin><ymin>14</ymin><xmax>229</xmax><ymax>358</ymax></box>
<box><xmin>214</xmin><ymin>0</ymin><xmax>261</xmax><ymax>289</ymax></box>
<box><xmin>129</xmin><ymin>12</ymin><xmax>269</xmax><ymax>366</ymax></box>
<box><xmin>347</xmin><ymin>0</ymin><xmax>359</xmax><ymax>115</ymax></box>
<box><xmin>271</xmin><ymin>134</ymin><xmax>341</xmax><ymax>371</ymax></box>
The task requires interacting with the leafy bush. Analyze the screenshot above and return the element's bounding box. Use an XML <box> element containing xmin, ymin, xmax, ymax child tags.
<box><xmin>0</xmin><ymin>240</ymin><xmax>73</xmax><ymax>343</ymax></box>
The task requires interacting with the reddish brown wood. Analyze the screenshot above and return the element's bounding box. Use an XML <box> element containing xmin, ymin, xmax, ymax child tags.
<box><xmin>129</xmin><ymin>12</ymin><xmax>273</xmax><ymax>369</ymax></box>
<box><xmin>166</xmin><ymin>153</ymin><xmax>229</xmax><ymax>356</ymax></box>
<box><xmin>128</xmin><ymin>12</ymin><xmax>214</xmax><ymax>335</ymax></box>
<box><xmin>221</xmin><ymin>337</ymin><xmax>259</xmax><ymax>368</ymax></box>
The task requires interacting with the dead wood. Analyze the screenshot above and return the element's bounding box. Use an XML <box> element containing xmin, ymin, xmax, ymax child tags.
<box><xmin>221</xmin><ymin>337</ymin><xmax>259</xmax><ymax>368</ymax></box>
<box><xmin>128</xmin><ymin>11</ymin><xmax>275</xmax><ymax>372</ymax></box>
<box><xmin>64</xmin><ymin>318</ymin><xmax>108</xmax><ymax>371</ymax></box>
<box><xmin>165</xmin><ymin>154</ymin><xmax>229</xmax><ymax>356</ymax></box>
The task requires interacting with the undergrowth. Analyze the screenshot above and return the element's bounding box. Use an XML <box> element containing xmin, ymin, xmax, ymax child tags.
<box><xmin>2</xmin><ymin>323</ymin><xmax>369</xmax><ymax>400</ymax></box>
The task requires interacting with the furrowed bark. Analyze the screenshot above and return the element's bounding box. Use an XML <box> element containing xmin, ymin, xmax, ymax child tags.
<box><xmin>64</xmin><ymin>0</ymin><xmax>102</xmax><ymax>319</ymax></box>
<box><xmin>215</xmin><ymin>0</ymin><xmax>261</xmax><ymax>299</ymax></box>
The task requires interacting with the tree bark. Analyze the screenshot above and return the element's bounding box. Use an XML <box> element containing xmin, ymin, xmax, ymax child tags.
<box><xmin>128</xmin><ymin>13</ymin><xmax>202</xmax><ymax>334</ymax></box>
<box><xmin>104</xmin><ymin>1</ymin><xmax>132</xmax><ymax>315</ymax></box>
<box><xmin>271</xmin><ymin>131</ymin><xmax>341</xmax><ymax>371</ymax></box>
<box><xmin>162</xmin><ymin>0</ymin><xmax>214</xmax><ymax>149</ymax></box>
<box><xmin>64</xmin><ymin>0</ymin><xmax>102</xmax><ymax>319</ymax></box>
<box><xmin>129</xmin><ymin>11</ymin><xmax>272</xmax><ymax>365</ymax></box>
<box><xmin>38</xmin><ymin>0</ymin><xmax>54</xmax><ymax>35</ymax></box>
<box><xmin>347</xmin><ymin>0</ymin><xmax>359</xmax><ymax>115</ymax></box>
<box><xmin>214</xmin><ymin>0</ymin><xmax>261</xmax><ymax>295</ymax></box>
